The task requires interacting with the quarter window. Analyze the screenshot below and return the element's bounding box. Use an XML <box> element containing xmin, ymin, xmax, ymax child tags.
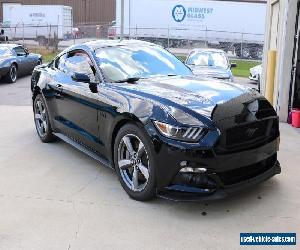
<box><xmin>56</xmin><ymin>54</ymin><xmax>68</xmax><ymax>73</ymax></box>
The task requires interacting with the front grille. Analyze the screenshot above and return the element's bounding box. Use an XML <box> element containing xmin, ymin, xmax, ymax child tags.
<box><xmin>213</xmin><ymin>98</ymin><xmax>279</xmax><ymax>154</ymax></box>
<box><xmin>215</xmin><ymin>117</ymin><xmax>279</xmax><ymax>154</ymax></box>
<box><xmin>226</xmin><ymin>119</ymin><xmax>277</xmax><ymax>147</ymax></box>
<box><xmin>217</xmin><ymin>154</ymin><xmax>277</xmax><ymax>186</ymax></box>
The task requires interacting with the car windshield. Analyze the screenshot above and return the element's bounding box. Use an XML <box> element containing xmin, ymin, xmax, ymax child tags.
<box><xmin>0</xmin><ymin>47</ymin><xmax>12</xmax><ymax>57</ymax></box>
<box><xmin>186</xmin><ymin>51</ymin><xmax>229</xmax><ymax>69</ymax></box>
<box><xmin>95</xmin><ymin>45</ymin><xmax>192</xmax><ymax>82</ymax></box>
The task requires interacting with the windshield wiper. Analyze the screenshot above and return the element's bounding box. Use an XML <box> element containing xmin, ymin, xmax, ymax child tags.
<box><xmin>115</xmin><ymin>77</ymin><xmax>140</xmax><ymax>83</ymax></box>
<box><xmin>141</xmin><ymin>74</ymin><xmax>178</xmax><ymax>79</ymax></box>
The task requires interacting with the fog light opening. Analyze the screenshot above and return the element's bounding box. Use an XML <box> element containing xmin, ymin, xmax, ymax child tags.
<box><xmin>180</xmin><ymin>166</ymin><xmax>207</xmax><ymax>173</ymax></box>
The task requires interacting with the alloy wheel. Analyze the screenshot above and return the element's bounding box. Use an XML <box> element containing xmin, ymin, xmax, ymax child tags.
<box><xmin>34</xmin><ymin>100</ymin><xmax>48</xmax><ymax>137</ymax></box>
<box><xmin>117</xmin><ymin>134</ymin><xmax>150</xmax><ymax>192</ymax></box>
<box><xmin>10</xmin><ymin>66</ymin><xmax>17</xmax><ymax>82</ymax></box>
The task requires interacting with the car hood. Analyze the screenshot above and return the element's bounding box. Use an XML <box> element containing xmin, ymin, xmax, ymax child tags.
<box><xmin>0</xmin><ymin>55</ymin><xmax>13</xmax><ymax>61</ymax></box>
<box><xmin>188</xmin><ymin>65</ymin><xmax>232</xmax><ymax>79</ymax></box>
<box><xmin>115</xmin><ymin>75</ymin><xmax>250</xmax><ymax>119</ymax></box>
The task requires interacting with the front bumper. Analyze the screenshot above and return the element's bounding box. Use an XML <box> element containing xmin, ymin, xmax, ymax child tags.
<box><xmin>157</xmin><ymin>160</ymin><xmax>281</xmax><ymax>201</ymax></box>
<box><xmin>145</xmin><ymin>122</ymin><xmax>280</xmax><ymax>201</ymax></box>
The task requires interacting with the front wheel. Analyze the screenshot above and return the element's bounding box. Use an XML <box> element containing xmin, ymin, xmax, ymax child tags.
<box><xmin>114</xmin><ymin>123</ymin><xmax>156</xmax><ymax>201</ymax></box>
<box><xmin>33</xmin><ymin>94</ymin><xmax>56</xmax><ymax>143</ymax></box>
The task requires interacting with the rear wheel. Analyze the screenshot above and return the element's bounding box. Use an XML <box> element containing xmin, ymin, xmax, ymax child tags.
<box><xmin>4</xmin><ymin>64</ymin><xmax>17</xmax><ymax>83</ymax></box>
<box><xmin>114</xmin><ymin>123</ymin><xmax>156</xmax><ymax>201</ymax></box>
<box><xmin>33</xmin><ymin>94</ymin><xmax>56</xmax><ymax>143</ymax></box>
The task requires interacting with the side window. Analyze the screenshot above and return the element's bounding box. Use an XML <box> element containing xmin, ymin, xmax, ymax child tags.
<box><xmin>13</xmin><ymin>46</ymin><xmax>27</xmax><ymax>56</ymax></box>
<box><xmin>64</xmin><ymin>53</ymin><xmax>97</xmax><ymax>82</ymax></box>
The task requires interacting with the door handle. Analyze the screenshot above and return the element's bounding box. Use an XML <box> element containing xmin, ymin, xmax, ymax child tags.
<box><xmin>55</xmin><ymin>84</ymin><xmax>64</xmax><ymax>98</ymax></box>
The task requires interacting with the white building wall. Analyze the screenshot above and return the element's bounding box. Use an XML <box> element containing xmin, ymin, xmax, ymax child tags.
<box><xmin>262</xmin><ymin>0</ymin><xmax>298</xmax><ymax>122</ymax></box>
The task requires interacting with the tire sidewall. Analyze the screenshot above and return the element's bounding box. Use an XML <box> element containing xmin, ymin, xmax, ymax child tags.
<box><xmin>114</xmin><ymin>123</ymin><xmax>157</xmax><ymax>201</ymax></box>
<box><xmin>33</xmin><ymin>94</ymin><xmax>55</xmax><ymax>143</ymax></box>
<box><xmin>7</xmin><ymin>64</ymin><xmax>17</xmax><ymax>83</ymax></box>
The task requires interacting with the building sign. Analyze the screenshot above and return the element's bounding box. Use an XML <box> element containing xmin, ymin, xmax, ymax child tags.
<box><xmin>29</xmin><ymin>12</ymin><xmax>46</xmax><ymax>22</ymax></box>
<box><xmin>172</xmin><ymin>4</ymin><xmax>214</xmax><ymax>23</ymax></box>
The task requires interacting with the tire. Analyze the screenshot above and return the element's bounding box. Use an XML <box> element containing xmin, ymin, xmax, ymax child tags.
<box><xmin>114</xmin><ymin>123</ymin><xmax>156</xmax><ymax>201</ymax></box>
<box><xmin>33</xmin><ymin>94</ymin><xmax>56</xmax><ymax>143</ymax></box>
<box><xmin>4</xmin><ymin>64</ymin><xmax>17</xmax><ymax>83</ymax></box>
<box><xmin>37</xmin><ymin>59</ymin><xmax>42</xmax><ymax>66</ymax></box>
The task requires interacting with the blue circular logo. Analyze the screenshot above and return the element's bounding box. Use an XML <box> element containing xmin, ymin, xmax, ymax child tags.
<box><xmin>172</xmin><ymin>5</ymin><xmax>186</xmax><ymax>22</ymax></box>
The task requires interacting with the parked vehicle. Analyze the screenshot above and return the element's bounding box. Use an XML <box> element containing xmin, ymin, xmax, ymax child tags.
<box><xmin>108</xmin><ymin>21</ymin><xmax>116</xmax><ymax>39</ymax></box>
<box><xmin>249</xmin><ymin>64</ymin><xmax>262</xmax><ymax>83</ymax></box>
<box><xmin>185</xmin><ymin>49</ymin><xmax>235</xmax><ymax>82</ymax></box>
<box><xmin>31</xmin><ymin>40</ymin><xmax>281</xmax><ymax>201</ymax></box>
<box><xmin>2</xmin><ymin>4</ymin><xmax>73</xmax><ymax>44</ymax></box>
<box><xmin>115</xmin><ymin>0</ymin><xmax>266</xmax><ymax>59</ymax></box>
<box><xmin>0</xmin><ymin>44</ymin><xmax>42</xmax><ymax>83</ymax></box>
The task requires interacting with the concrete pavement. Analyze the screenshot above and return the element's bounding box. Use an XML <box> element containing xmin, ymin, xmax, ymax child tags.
<box><xmin>0</xmin><ymin>76</ymin><xmax>299</xmax><ymax>250</ymax></box>
<box><xmin>0</xmin><ymin>76</ymin><xmax>32</xmax><ymax>106</ymax></box>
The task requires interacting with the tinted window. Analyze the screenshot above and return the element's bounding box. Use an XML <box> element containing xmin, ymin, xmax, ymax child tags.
<box><xmin>57</xmin><ymin>52</ymin><xmax>96</xmax><ymax>82</ymax></box>
<box><xmin>0</xmin><ymin>47</ymin><xmax>12</xmax><ymax>56</ymax></box>
<box><xmin>186</xmin><ymin>51</ymin><xmax>229</xmax><ymax>69</ymax></box>
<box><xmin>95</xmin><ymin>45</ymin><xmax>192</xmax><ymax>82</ymax></box>
<box><xmin>13</xmin><ymin>46</ymin><xmax>27</xmax><ymax>56</ymax></box>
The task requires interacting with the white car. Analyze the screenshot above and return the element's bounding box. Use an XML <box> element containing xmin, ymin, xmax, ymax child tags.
<box><xmin>249</xmin><ymin>64</ymin><xmax>262</xmax><ymax>83</ymax></box>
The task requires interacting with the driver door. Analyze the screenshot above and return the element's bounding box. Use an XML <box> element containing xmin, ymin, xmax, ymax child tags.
<box><xmin>52</xmin><ymin>50</ymin><xmax>101</xmax><ymax>152</ymax></box>
<box><xmin>13</xmin><ymin>46</ymin><xmax>33</xmax><ymax>74</ymax></box>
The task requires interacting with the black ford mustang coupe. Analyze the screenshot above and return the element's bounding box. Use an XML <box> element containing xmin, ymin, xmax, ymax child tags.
<box><xmin>31</xmin><ymin>40</ymin><xmax>281</xmax><ymax>201</ymax></box>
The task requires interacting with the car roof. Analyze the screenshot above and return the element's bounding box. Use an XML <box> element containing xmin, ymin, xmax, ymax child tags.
<box><xmin>84</xmin><ymin>39</ymin><xmax>155</xmax><ymax>50</ymax></box>
<box><xmin>62</xmin><ymin>40</ymin><xmax>157</xmax><ymax>54</ymax></box>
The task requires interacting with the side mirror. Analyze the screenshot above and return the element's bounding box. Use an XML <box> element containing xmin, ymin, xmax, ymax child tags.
<box><xmin>230</xmin><ymin>63</ymin><xmax>237</xmax><ymax>68</ymax></box>
<box><xmin>71</xmin><ymin>72</ymin><xmax>90</xmax><ymax>83</ymax></box>
<box><xmin>89</xmin><ymin>82</ymin><xmax>98</xmax><ymax>93</ymax></box>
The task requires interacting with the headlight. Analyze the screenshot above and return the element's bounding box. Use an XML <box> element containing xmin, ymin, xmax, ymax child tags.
<box><xmin>153</xmin><ymin>121</ymin><xmax>206</xmax><ymax>142</ymax></box>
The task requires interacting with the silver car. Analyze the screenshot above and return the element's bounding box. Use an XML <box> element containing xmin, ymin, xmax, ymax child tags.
<box><xmin>185</xmin><ymin>49</ymin><xmax>236</xmax><ymax>82</ymax></box>
<box><xmin>249</xmin><ymin>64</ymin><xmax>262</xmax><ymax>83</ymax></box>
<box><xmin>0</xmin><ymin>44</ymin><xmax>42</xmax><ymax>83</ymax></box>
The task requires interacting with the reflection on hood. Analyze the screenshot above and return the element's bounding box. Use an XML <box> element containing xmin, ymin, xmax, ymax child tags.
<box><xmin>115</xmin><ymin>75</ymin><xmax>247</xmax><ymax>117</ymax></box>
